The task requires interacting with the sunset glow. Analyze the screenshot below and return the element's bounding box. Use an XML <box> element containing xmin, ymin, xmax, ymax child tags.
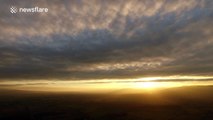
<box><xmin>133</xmin><ymin>82</ymin><xmax>158</xmax><ymax>89</ymax></box>
<box><xmin>1</xmin><ymin>75</ymin><xmax>212</xmax><ymax>92</ymax></box>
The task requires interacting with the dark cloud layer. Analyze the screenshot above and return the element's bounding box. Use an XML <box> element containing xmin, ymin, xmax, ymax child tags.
<box><xmin>0</xmin><ymin>0</ymin><xmax>213</xmax><ymax>80</ymax></box>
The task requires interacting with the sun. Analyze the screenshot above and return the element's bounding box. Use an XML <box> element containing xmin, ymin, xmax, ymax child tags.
<box><xmin>133</xmin><ymin>82</ymin><xmax>158</xmax><ymax>89</ymax></box>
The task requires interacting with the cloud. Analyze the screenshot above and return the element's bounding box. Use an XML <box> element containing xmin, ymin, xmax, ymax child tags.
<box><xmin>0</xmin><ymin>0</ymin><xmax>212</xmax><ymax>80</ymax></box>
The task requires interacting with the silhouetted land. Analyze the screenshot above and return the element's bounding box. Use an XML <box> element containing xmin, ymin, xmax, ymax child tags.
<box><xmin>0</xmin><ymin>86</ymin><xmax>213</xmax><ymax>120</ymax></box>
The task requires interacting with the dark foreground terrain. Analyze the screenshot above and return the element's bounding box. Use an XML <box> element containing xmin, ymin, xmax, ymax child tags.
<box><xmin>0</xmin><ymin>86</ymin><xmax>213</xmax><ymax>120</ymax></box>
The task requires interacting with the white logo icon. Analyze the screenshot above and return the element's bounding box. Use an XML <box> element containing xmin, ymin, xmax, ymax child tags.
<box><xmin>10</xmin><ymin>6</ymin><xmax>18</xmax><ymax>13</ymax></box>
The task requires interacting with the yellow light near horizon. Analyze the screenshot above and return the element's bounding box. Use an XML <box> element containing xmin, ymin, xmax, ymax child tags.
<box><xmin>0</xmin><ymin>75</ymin><xmax>213</xmax><ymax>92</ymax></box>
<box><xmin>133</xmin><ymin>82</ymin><xmax>159</xmax><ymax>89</ymax></box>
<box><xmin>132</xmin><ymin>81</ymin><xmax>191</xmax><ymax>90</ymax></box>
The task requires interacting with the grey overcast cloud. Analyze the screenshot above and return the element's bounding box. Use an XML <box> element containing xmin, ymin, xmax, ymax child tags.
<box><xmin>0</xmin><ymin>0</ymin><xmax>213</xmax><ymax>81</ymax></box>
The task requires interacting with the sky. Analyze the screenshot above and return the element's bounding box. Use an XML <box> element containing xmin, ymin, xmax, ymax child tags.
<box><xmin>0</xmin><ymin>0</ymin><xmax>213</xmax><ymax>90</ymax></box>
